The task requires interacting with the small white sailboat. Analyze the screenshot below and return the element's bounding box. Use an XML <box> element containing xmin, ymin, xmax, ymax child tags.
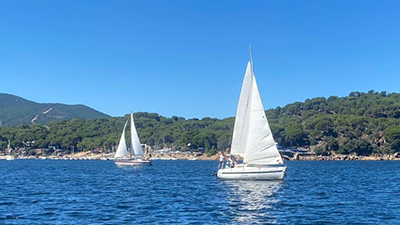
<box><xmin>217</xmin><ymin>47</ymin><xmax>286</xmax><ymax>180</ymax></box>
<box><xmin>5</xmin><ymin>140</ymin><xmax>15</xmax><ymax>160</ymax></box>
<box><xmin>114</xmin><ymin>113</ymin><xmax>151</xmax><ymax>166</ymax></box>
<box><xmin>5</xmin><ymin>155</ymin><xmax>15</xmax><ymax>161</ymax></box>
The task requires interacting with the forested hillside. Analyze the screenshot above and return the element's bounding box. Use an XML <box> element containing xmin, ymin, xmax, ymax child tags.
<box><xmin>268</xmin><ymin>90</ymin><xmax>400</xmax><ymax>155</ymax></box>
<box><xmin>0</xmin><ymin>93</ymin><xmax>110</xmax><ymax>126</ymax></box>
<box><xmin>1</xmin><ymin>90</ymin><xmax>400</xmax><ymax>157</ymax></box>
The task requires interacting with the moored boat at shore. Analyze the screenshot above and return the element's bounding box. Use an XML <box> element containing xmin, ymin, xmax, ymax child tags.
<box><xmin>6</xmin><ymin>155</ymin><xmax>15</xmax><ymax>161</ymax></box>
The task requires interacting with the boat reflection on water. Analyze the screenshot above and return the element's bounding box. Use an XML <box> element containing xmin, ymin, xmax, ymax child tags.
<box><xmin>224</xmin><ymin>180</ymin><xmax>283</xmax><ymax>224</ymax></box>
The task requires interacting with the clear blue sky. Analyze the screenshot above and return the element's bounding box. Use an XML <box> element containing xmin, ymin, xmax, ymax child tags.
<box><xmin>1</xmin><ymin>1</ymin><xmax>399</xmax><ymax>119</ymax></box>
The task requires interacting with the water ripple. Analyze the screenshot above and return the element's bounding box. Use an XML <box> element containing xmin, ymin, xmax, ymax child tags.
<box><xmin>0</xmin><ymin>160</ymin><xmax>400</xmax><ymax>224</ymax></box>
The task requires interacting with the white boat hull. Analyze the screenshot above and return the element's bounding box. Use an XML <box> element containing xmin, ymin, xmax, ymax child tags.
<box><xmin>6</xmin><ymin>155</ymin><xmax>15</xmax><ymax>161</ymax></box>
<box><xmin>114</xmin><ymin>159</ymin><xmax>152</xmax><ymax>166</ymax></box>
<box><xmin>217</xmin><ymin>164</ymin><xmax>286</xmax><ymax>180</ymax></box>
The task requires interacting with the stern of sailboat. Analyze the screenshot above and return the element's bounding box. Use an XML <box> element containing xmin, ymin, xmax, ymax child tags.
<box><xmin>216</xmin><ymin>164</ymin><xmax>286</xmax><ymax>180</ymax></box>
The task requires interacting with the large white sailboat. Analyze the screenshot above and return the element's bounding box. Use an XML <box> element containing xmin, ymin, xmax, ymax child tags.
<box><xmin>216</xmin><ymin>48</ymin><xmax>286</xmax><ymax>180</ymax></box>
<box><xmin>114</xmin><ymin>113</ymin><xmax>151</xmax><ymax>166</ymax></box>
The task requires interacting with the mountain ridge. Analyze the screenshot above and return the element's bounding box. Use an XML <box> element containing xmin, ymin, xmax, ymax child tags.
<box><xmin>0</xmin><ymin>93</ymin><xmax>110</xmax><ymax>126</ymax></box>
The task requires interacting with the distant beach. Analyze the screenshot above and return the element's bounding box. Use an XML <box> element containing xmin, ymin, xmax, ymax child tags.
<box><xmin>0</xmin><ymin>150</ymin><xmax>219</xmax><ymax>161</ymax></box>
<box><xmin>1</xmin><ymin>151</ymin><xmax>400</xmax><ymax>161</ymax></box>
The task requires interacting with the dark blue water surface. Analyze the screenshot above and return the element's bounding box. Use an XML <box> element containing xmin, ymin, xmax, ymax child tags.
<box><xmin>1</xmin><ymin>160</ymin><xmax>400</xmax><ymax>224</ymax></box>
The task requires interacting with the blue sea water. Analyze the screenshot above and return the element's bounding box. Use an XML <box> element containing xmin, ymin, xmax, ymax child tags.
<box><xmin>0</xmin><ymin>160</ymin><xmax>400</xmax><ymax>224</ymax></box>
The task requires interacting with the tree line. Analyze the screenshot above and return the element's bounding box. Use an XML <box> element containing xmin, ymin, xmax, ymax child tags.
<box><xmin>1</xmin><ymin>90</ymin><xmax>400</xmax><ymax>157</ymax></box>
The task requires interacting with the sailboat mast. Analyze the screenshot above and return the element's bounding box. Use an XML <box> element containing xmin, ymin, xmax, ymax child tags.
<box><xmin>249</xmin><ymin>44</ymin><xmax>254</xmax><ymax>75</ymax></box>
<box><xmin>130</xmin><ymin>112</ymin><xmax>135</xmax><ymax>158</ymax></box>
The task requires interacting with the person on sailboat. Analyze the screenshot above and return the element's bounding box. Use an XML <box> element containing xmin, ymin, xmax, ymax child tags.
<box><xmin>227</xmin><ymin>155</ymin><xmax>236</xmax><ymax>168</ymax></box>
<box><xmin>219</xmin><ymin>152</ymin><xmax>225</xmax><ymax>169</ymax></box>
<box><xmin>145</xmin><ymin>153</ymin><xmax>152</xmax><ymax>161</ymax></box>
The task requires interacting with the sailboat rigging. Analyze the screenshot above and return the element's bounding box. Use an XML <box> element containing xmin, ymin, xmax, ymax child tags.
<box><xmin>216</xmin><ymin>46</ymin><xmax>286</xmax><ymax>180</ymax></box>
<box><xmin>114</xmin><ymin>113</ymin><xmax>151</xmax><ymax>166</ymax></box>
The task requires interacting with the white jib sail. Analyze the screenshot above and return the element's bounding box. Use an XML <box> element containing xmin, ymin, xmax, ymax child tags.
<box><xmin>230</xmin><ymin>62</ymin><xmax>253</xmax><ymax>157</ymax></box>
<box><xmin>130</xmin><ymin>113</ymin><xmax>144</xmax><ymax>156</ymax></box>
<box><xmin>243</xmin><ymin>73</ymin><xmax>283</xmax><ymax>165</ymax></box>
<box><xmin>115</xmin><ymin>119</ymin><xmax>129</xmax><ymax>158</ymax></box>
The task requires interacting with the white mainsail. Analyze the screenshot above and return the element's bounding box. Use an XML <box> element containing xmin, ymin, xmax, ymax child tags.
<box><xmin>243</xmin><ymin>75</ymin><xmax>283</xmax><ymax>165</ymax></box>
<box><xmin>115</xmin><ymin>120</ymin><xmax>129</xmax><ymax>158</ymax></box>
<box><xmin>230</xmin><ymin>62</ymin><xmax>253</xmax><ymax>157</ymax></box>
<box><xmin>130</xmin><ymin>113</ymin><xmax>144</xmax><ymax>156</ymax></box>
<box><xmin>231</xmin><ymin>57</ymin><xmax>283</xmax><ymax>165</ymax></box>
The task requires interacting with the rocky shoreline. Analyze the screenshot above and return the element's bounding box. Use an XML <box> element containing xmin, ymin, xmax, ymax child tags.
<box><xmin>289</xmin><ymin>152</ymin><xmax>400</xmax><ymax>161</ymax></box>
<box><xmin>0</xmin><ymin>151</ymin><xmax>219</xmax><ymax>161</ymax></box>
<box><xmin>1</xmin><ymin>151</ymin><xmax>400</xmax><ymax>161</ymax></box>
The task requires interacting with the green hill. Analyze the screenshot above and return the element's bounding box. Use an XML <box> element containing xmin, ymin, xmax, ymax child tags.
<box><xmin>1</xmin><ymin>90</ymin><xmax>400</xmax><ymax>157</ymax></box>
<box><xmin>266</xmin><ymin>90</ymin><xmax>400</xmax><ymax>155</ymax></box>
<box><xmin>0</xmin><ymin>93</ymin><xmax>110</xmax><ymax>126</ymax></box>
